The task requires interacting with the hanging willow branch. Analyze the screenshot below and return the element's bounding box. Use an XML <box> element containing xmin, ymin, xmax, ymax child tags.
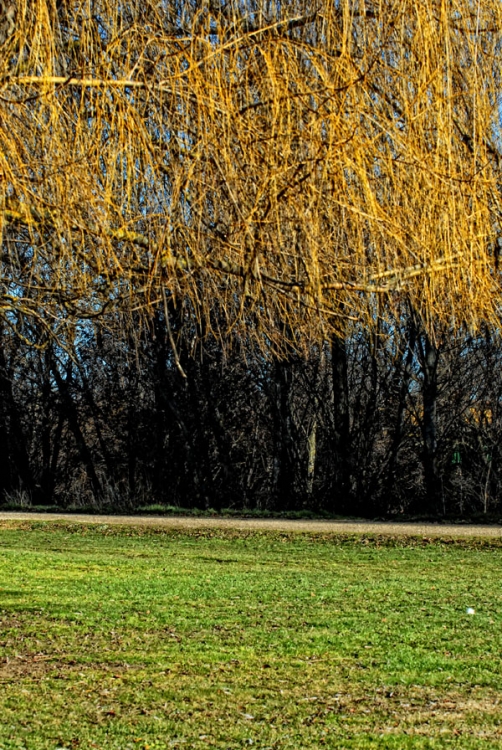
<box><xmin>0</xmin><ymin>0</ymin><xmax>501</xmax><ymax>351</ymax></box>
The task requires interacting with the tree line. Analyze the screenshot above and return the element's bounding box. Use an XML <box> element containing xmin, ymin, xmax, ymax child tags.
<box><xmin>1</xmin><ymin>303</ymin><xmax>501</xmax><ymax>517</ymax></box>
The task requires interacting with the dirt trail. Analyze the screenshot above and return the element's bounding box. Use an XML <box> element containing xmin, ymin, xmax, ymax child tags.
<box><xmin>0</xmin><ymin>512</ymin><xmax>501</xmax><ymax>537</ymax></box>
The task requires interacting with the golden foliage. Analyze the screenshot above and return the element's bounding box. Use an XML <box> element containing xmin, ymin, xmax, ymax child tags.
<box><xmin>0</xmin><ymin>0</ymin><xmax>501</xmax><ymax>348</ymax></box>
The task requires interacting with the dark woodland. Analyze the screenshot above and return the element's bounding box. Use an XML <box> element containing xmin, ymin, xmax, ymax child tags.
<box><xmin>1</xmin><ymin>308</ymin><xmax>501</xmax><ymax>518</ymax></box>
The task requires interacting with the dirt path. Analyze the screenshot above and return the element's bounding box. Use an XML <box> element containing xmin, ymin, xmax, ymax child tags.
<box><xmin>0</xmin><ymin>511</ymin><xmax>501</xmax><ymax>537</ymax></box>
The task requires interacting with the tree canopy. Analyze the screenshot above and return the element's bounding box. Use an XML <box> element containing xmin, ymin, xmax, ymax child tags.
<box><xmin>1</xmin><ymin>0</ymin><xmax>501</xmax><ymax>349</ymax></box>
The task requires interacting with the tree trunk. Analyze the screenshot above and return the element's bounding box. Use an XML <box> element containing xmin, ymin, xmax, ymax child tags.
<box><xmin>384</xmin><ymin>319</ymin><xmax>417</xmax><ymax>507</ymax></box>
<box><xmin>50</xmin><ymin>360</ymin><xmax>103</xmax><ymax>501</ymax></box>
<box><xmin>329</xmin><ymin>333</ymin><xmax>352</xmax><ymax>512</ymax></box>
<box><xmin>0</xmin><ymin>337</ymin><xmax>35</xmax><ymax>501</ymax></box>
<box><xmin>418</xmin><ymin>331</ymin><xmax>442</xmax><ymax>513</ymax></box>
<box><xmin>306</xmin><ymin>417</ymin><xmax>317</xmax><ymax>498</ymax></box>
<box><xmin>271</xmin><ymin>358</ymin><xmax>296</xmax><ymax>510</ymax></box>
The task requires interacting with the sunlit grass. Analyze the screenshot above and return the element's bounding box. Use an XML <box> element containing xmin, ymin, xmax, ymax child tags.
<box><xmin>1</xmin><ymin>521</ymin><xmax>501</xmax><ymax>749</ymax></box>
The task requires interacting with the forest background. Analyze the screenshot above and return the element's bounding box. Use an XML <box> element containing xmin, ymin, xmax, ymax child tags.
<box><xmin>1</xmin><ymin>0</ymin><xmax>502</xmax><ymax>518</ymax></box>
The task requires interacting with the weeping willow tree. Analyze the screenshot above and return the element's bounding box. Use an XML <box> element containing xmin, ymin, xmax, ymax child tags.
<box><xmin>0</xmin><ymin>0</ymin><xmax>501</xmax><ymax>350</ymax></box>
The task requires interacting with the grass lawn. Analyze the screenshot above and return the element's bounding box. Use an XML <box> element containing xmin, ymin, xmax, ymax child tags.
<box><xmin>0</xmin><ymin>521</ymin><xmax>501</xmax><ymax>749</ymax></box>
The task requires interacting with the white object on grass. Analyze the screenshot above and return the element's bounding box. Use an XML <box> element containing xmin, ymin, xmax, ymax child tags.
<box><xmin>466</xmin><ymin>607</ymin><xmax>475</xmax><ymax>615</ymax></box>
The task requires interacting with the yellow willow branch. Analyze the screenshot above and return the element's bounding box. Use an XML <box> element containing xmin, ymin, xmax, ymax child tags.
<box><xmin>0</xmin><ymin>201</ymin><xmax>471</xmax><ymax>294</ymax></box>
<box><xmin>3</xmin><ymin>75</ymin><xmax>225</xmax><ymax>114</ymax></box>
<box><xmin>12</xmin><ymin>75</ymin><xmax>144</xmax><ymax>89</ymax></box>
<box><xmin>3</xmin><ymin>201</ymin><xmax>454</xmax><ymax>295</ymax></box>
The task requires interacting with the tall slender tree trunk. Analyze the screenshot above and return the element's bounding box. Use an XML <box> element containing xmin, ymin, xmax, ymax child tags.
<box><xmin>271</xmin><ymin>358</ymin><xmax>296</xmax><ymax>510</ymax></box>
<box><xmin>384</xmin><ymin>319</ymin><xmax>417</xmax><ymax>506</ymax></box>
<box><xmin>0</xmin><ymin>353</ymin><xmax>13</xmax><ymax>500</ymax></box>
<box><xmin>421</xmin><ymin>333</ymin><xmax>442</xmax><ymax>512</ymax></box>
<box><xmin>0</xmin><ymin>337</ymin><xmax>35</xmax><ymax>500</ymax></box>
<box><xmin>38</xmin><ymin>347</ymin><xmax>60</xmax><ymax>504</ymax></box>
<box><xmin>329</xmin><ymin>333</ymin><xmax>351</xmax><ymax>512</ymax></box>
<box><xmin>50</xmin><ymin>360</ymin><xmax>103</xmax><ymax>501</ymax></box>
<box><xmin>198</xmin><ymin>372</ymin><xmax>233</xmax><ymax>512</ymax></box>
<box><xmin>152</xmin><ymin>307</ymin><xmax>205</xmax><ymax>507</ymax></box>
<box><xmin>306</xmin><ymin>417</ymin><xmax>317</xmax><ymax>498</ymax></box>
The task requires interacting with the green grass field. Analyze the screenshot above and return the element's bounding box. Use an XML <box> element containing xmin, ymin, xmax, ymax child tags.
<box><xmin>1</xmin><ymin>521</ymin><xmax>502</xmax><ymax>749</ymax></box>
